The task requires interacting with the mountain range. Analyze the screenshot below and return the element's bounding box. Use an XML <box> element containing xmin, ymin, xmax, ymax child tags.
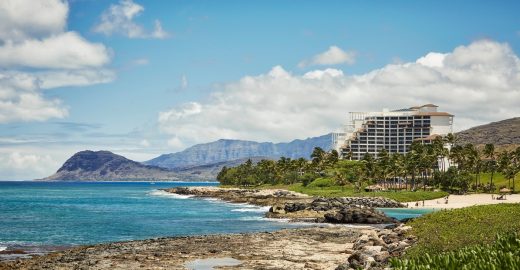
<box><xmin>455</xmin><ymin>117</ymin><xmax>520</xmax><ymax>147</ymax></box>
<box><xmin>144</xmin><ymin>134</ymin><xmax>332</xmax><ymax>169</ymax></box>
<box><xmin>43</xmin><ymin>117</ymin><xmax>520</xmax><ymax>181</ymax></box>
<box><xmin>43</xmin><ymin>134</ymin><xmax>333</xmax><ymax>181</ymax></box>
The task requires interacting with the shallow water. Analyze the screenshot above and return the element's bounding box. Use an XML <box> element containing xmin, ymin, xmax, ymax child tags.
<box><xmin>0</xmin><ymin>181</ymin><xmax>304</xmax><ymax>256</ymax></box>
<box><xmin>378</xmin><ymin>207</ymin><xmax>436</xmax><ymax>220</ymax></box>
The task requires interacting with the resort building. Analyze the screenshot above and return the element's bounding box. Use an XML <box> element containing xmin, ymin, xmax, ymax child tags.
<box><xmin>334</xmin><ymin>104</ymin><xmax>454</xmax><ymax>160</ymax></box>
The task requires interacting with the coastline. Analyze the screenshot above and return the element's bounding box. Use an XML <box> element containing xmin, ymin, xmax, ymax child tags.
<box><xmin>0</xmin><ymin>225</ymin><xmax>415</xmax><ymax>270</ymax></box>
<box><xmin>407</xmin><ymin>194</ymin><xmax>520</xmax><ymax>210</ymax></box>
<box><xmin>0</xmin><ymin>186</ymin><xmax>416</xmax><ymax>270</ymax></box>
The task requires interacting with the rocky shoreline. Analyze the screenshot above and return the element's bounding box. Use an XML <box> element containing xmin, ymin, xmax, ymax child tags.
<box><xmin>0</xmin><ymin>187</ymin><xmax>415</xmax><ymax>270</ymax></box>
<box><xmin>165</xmin><ymin>187</ymin><xmax>405</xmax><ymax>224</ymax></box>
<box><xmin>0</xmin><ymin>225</ymin><xmax>415</xmax><ymax>270</ymax></box>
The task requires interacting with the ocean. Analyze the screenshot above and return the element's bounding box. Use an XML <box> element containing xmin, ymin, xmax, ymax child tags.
<box><xmin>0</xmin><ymin>181</ymin><xmax>305</xmax><ymax>257</ymax></box>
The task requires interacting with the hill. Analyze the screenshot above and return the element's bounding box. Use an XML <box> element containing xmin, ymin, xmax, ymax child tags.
<box><xmin>456</xmin><ymin>117</ymin><xmax>520</xmax><ymax>146</ymax></box>
<box><xmin>42</xmin><ymin>150</ymin><xmax>184</xmax><ymax>181</ymax></box>
<box><xmin>144</xmin><ymin>134</ymin><xmax>332</xmax><ymax>169</ymax></box>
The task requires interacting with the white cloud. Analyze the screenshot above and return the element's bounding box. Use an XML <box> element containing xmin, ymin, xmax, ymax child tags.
<box><xmin>0</xmin><ymin>0</ymin><xmax>68</xmax><ymax>42</ymax></box>
<box><xmin>0</xmin><ymin>73</ymin><xmax>68</xmax><ymax>123</ymax></box>
<box><xmin>159</xmin><ymin>40</ymin><xmax>520</xmax><ymax>147</ymax></box>
<box><xmin>0</xmin><ymin>151</ymin><xmax>60</xmax><ymax>180</ymax></box>
<box><xmin>151</xmin><ymin>20</ymin><xmax>168</xmax><ymax>39</ymax></box>
<box><xmin>180</xmin><ymin>74</ymin><xmax>188</xmax><ymax>89</ymax></box>
<box><xmin>299</xmin><ymin>46</ymin><xmax>356</xmax><ymax>68</ymax></box>
<box><xmin>0</xmin><ymin>0</ymin><xmax>114</xmax><ymax>124</ymax></box>
<box><xmin>93</xmin><ymin>0</ymin><xmax>169</xmax><ymax>39</ymax></box>
<box><xmin>36</xmin><ymin>69</ymin><xmax>116</xmax><ymax>89</ymax></box>
<box><xmin>167</xmin><ymin>137</ymin><xmax>184</xmax><ymax>149</ymax></box>
<box><xmin>140</xmin><ymin>139</ymin><xmax>150</xmax><ymax>147</ymax></box>
<box><xmin>0</xmin><ymin>32</ymin><xmax>111</xmax><ymax>69</ymax></box>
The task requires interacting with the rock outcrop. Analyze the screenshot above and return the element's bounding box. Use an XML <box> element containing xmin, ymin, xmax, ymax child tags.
<box><xmin>267</xmin><ymin>197</ymin><xmax>404</xmax><ymax>224</ymax></box>
<box><xmin>336</xmin><ymin>224</ymin><xmax>416</xmax><ymax>270</ymax></box>
<box><xmin>164</xmin><ymin>187</ymin><xmax>312</xmax><ymax>206</ymax></box>
<box><xmin>323</xmin><ymin>207</ymin><xmax>396</xmax><ymax>224</ymax></box>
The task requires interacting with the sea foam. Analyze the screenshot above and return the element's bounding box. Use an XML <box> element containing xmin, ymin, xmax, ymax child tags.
<box><xmin>148</xmin><ymin>190</ymin><xmax>194</xmax><ymax>199</ymax></box>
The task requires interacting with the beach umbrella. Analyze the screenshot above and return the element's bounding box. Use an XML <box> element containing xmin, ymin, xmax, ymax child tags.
<box><xmin>499</xmin><ymin>188</ymin><xmax>511</xmax><ymax>193</ymax></box>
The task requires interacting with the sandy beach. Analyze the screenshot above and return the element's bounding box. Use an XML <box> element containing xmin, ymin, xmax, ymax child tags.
<box><xmin>407</xmin><ymin>194</ymin><xmax>520</xmax><ymax>210</ymax></box>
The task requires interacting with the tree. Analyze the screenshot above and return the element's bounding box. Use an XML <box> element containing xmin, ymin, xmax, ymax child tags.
<box><xmin>362</xmin><ymin>153</ymin><xmax>377</xmax><ymax>184</ymax></box>
<box><xmin>498</xmin><ymin>151</ymin><xmax>514</xmax><ymax>191</ymax></box>
<box><xmin>377</xmin><ymin>148</ymin><xmax>391</xmax><ymax>188</ymax></box>
<box><xmin>483</xmin><ymin>144</ymin><xmax>496</xmax><ymax>192</ymax></box>
<box><xmin>310</xmin><ymin>147</ymin><xmax>327</xmax><ymax>173</ymax></box>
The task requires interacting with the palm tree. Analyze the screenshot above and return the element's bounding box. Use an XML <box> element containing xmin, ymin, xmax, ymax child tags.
<box><xmin>362</xmin><ymin>153</ymin><xmax>377</xmax><ymax>185</ymax></box>
<box><xmin>483</xmin><ymin>144</ymin><xmax>496</xmax><ymax>192</ymax></box>
<box><xmin>464</xmin><ymin>144</ymin><xmax>480</xmax><ymax>190</ymax></box>
<box><xmin>377</xmin><ymin>149</ymin><xmax>391</xmax><ymax>188</ymax></box>
<box><xmin>310</xmin><ymin>147</ymin><xmax>326</xmax><ymax>173</ymax></box>
<box><xmin>498</xmin><ymin>151</ymin><xmax>513</xmax><ymax>190</ymax></box>
<box><xmin>444</xmin><ymin>133</ymin><xmax>456</xmax><ymax>168</ymax></box>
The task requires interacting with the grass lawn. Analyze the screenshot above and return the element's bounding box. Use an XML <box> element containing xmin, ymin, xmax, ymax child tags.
<box><xmin>405</xmin><ymin>203</ymin><xmax>520</xmax><ymax>257</ymax></box>
<box><xmin>221</xmin><ymin>183</ymin><xmax>448</xmax><ymax>202</ymax></box>
<box><xmin>476</xmin><ymin>172</ymin><xmax>520</xmax><ymax>192</ymax></box>
<box><xmin>288</xmin><ymin>183</ymin><xmax>447</xmax><ymax>202</ymax></box>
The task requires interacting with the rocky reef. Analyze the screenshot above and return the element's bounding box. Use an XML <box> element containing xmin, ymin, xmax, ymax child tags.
<box><xmin>267</xmin><ymin>197</ymin><xmax>404</xmax><ymax>224</ymax></box>
<box><xmin>166</xmin><ymin>187</ymin><xmax>403</xmax><ymax>225</ymax></box>
<box><xmin>163</xmin><ymin>186</ymin><xmax>313</xmax><ymax>206</ymax></box>
<box><xmin>0</xmin><ymin>226</ymin><xmax>415</xmax><ymax>270</ymax></box>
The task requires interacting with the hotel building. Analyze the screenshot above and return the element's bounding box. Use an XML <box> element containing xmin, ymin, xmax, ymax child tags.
<box><xmin>334</xmin><ymin>104</ymin><xmax>454</xmax><ymax>160</ymax></box>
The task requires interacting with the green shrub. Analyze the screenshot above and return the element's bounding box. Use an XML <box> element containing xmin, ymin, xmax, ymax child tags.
<box><xmin>299</xmin><ymin>173</ymin><xmax>318</xmax><ymax>186</ymax></box>
<box><xmin>405</xmin><ymin>204</ymin><xmax>520</xmax><ymax>257</ymax></box>
<box><xmin>307</xmin><ymin>177</ymin><xmax>335</xmax><ymax>188</ymax></box>
<box><xmin>391</xmin><ymin>233</ymin><xmax>520</xmax><ymax>270</ymax></box>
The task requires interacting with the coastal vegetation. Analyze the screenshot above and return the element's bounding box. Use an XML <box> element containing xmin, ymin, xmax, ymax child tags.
<box><xmin>217</xmin><ymin>134</ymin><xmax>520</xmax><ymax>198</ymax></box>
<box><xmin>391</xmin><ymin>233</ymin><xmax>520</xmax><ymax>270</ymax></box>
<box><xmin>404</xmin><ymin>204</ymin><xmax>520</xmax><ymax>256</ymax></box>
<box><xmin>391</xmin><ymin>204</ymin><xmax>520</xmax><ymax>269</ymax></box>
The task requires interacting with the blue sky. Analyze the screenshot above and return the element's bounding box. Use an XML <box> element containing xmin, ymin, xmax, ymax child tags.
<box><xmin>1</xmin><ymin>0</ymin><xmax>520</xmax><ymax>179</ymax></box>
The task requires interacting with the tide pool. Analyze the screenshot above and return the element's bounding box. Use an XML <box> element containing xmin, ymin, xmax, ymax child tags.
<box><xmin>378</xmin><ymin>207</ymin><xmax>436</xmax><ymax>220</ymax></box>
<box><xmin>0</xmin><ymin>181</ymin><xmax>303</xmax><ymax>254</ymax></box>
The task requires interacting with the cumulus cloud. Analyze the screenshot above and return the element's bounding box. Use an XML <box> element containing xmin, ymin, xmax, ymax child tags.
<box><xmin>0</xmin><ymin>0</ymin><xmax>68</xmax><ymax>42</ymax></box>
<box><xmin>0</xmin><ymin>73</ymin><xmax>68</xmax><ymax>123</ymax></box>
<box><xmin>0</xmin><ymin>0</ymin><xmax>113</xmax><ymax>124</ymax></box>
<box><xmin>0</xmin><ymin>151</ymin><xmax>60</xmax><ymax>180</ymax></box>
<box><xmin>299</xmin><ymin>46</ymin><xmax>356</xmax><ymax>68</ymax></box>
<box><xmin>93</xmin><ymin>0</ymin><xmax>169</xmax><ymax>39</ymax></box>
<box><xmin>159</xmin><ymin>40</ymin><xmax>520</xmax><ymax>147</ymax></box>
<box><xmin>0</xmin><ymin>32</ymin><xmax>111</xmax><ymax>69</ymax></box>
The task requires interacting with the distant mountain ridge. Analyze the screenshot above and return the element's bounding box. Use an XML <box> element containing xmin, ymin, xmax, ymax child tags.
<box><xmin>144</xmin><ymin>134</ymin><xmax>332</xmax><ymax>169</ymax></box>
<box><xmin>43</xmin><ymin>150</ymin><xmax>183</xmax><ymax>181</ymax></box>
<box><xmin>456</xmin><ymin>117</ymin><xmax>520</xmax><ymax>146</ymax></box>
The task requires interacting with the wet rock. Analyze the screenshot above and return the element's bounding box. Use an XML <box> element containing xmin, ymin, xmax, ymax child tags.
<box><xmin>323</xmin><ymin>207</ymin><xmax>397</xmax><ymax>224</ymax></box>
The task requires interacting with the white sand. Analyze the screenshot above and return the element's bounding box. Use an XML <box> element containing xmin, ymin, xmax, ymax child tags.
<box><xmin>407</xmin><ymin>194</ymin><xmax>520</xmax><ymax>209</ymax></box>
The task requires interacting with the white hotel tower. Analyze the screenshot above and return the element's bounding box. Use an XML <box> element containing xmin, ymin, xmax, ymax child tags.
<box><xmin>333</xmin><ymin>104</ymin><xmax>454</xmax><ymax>160</ymax></box>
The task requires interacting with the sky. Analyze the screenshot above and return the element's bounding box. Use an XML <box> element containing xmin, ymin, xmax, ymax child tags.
<box><xmin>1</xmin><ymin>0</ymin><xmax>520</xmax><ymax>180</ymax></box>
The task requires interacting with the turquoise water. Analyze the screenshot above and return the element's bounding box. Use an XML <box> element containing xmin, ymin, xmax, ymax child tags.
<box><xmin>378</xmin><ymin>208</ymin><xmax>436</xmax><ymax>220</ymax></box>
<box><xmin>0</xmin><ymin>181</ymin><xmax>303</xmax><ymax>253</ymax></box>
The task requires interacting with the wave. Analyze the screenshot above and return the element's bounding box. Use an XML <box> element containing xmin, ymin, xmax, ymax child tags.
<box><xmin>238</xmin><ymin>216</ymin><xmax>265</xmax><ymax>221</ymax></box>
<box><xmin>202</xmin><ymin>197</ymin><xmax>220</xmax><ymax>201</ymax></box>
<box><xmin>231</xmin><ymin>206</ymin><xmax>270</xmax><ymax>213</ymax></box>
<box><xmin>0</xmin><ymin>246</ymin><xmax>6</xmax><ymax>252</ymax></box>
<box><xmin>148</xmin><ymin>190</ymin><xmax>194</xmax><ymax>199</ymax></box>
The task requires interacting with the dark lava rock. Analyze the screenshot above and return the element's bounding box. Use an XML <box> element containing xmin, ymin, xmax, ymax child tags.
<box><xmin>323</xmin><ymin>207</ymin><xmax>397</xmax><ymax>224</ymax></box>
